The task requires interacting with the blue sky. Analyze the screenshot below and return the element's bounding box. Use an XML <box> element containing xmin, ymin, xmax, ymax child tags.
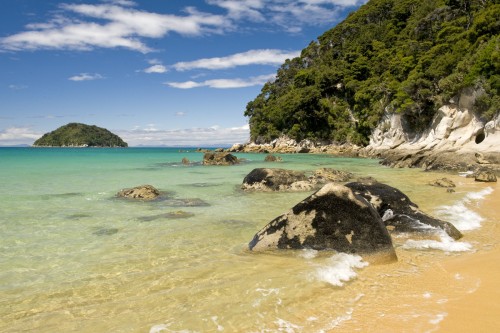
<box><xmin>0</xmin><ymin>0</ymin><xmax>366</xmax><ymax>146</ymax></box>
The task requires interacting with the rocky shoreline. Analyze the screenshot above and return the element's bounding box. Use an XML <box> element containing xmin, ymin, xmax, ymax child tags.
<box><xmin>227</xmin><ymin>101</ymin><xmax>500</xmax><ymax>175</ymax></box>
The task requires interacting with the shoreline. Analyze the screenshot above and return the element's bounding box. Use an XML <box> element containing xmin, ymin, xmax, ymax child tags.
<box><xmin>227</xmin><ymin>141</ymin><xmax>500</xmax><ymax>175</ymax></box>
<box><xmin>437</xmin><ymin>185</ymin><xmax>500</xmax><ymax>332</ymax></box>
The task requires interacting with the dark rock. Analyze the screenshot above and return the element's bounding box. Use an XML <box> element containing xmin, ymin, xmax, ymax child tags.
<box><xmin>202</xmin><ymin>152</ymin><xmax>239</xmax><ymax>166</ymax></box>
<box><xmin>117</xmin><ymin>185</ymin><xmax>160</xmax><ymax>200</ymax></box>
<box><xmin>345</xmin><ymin>181</ymin><xmax>462</xmax><ymax>240</ymax></box>
<box><xmin>181</xmin><ymin>157</ymin><xmax>190</xmax><ymax>165</ymax></box>
<box><xmin>311</xmin><ymin>168</ymin><xmax>353</xmax><ymax>183</ymax></box>
<box><xmin>447</xmin><ymin>188</ymin><xmax>455</xmax><ymax>193</ymax></box>
<box><xmin>474</xmin><ymin>170</ymin><xmax>497</xmax><ymax>182</ymax></box>
<box><xmin>428</xmin><ymin>178</ymin><xmax>456</xmax><ymax>188</ymax></box>
<box><xmin>264</xmin><ymin>154</ymin><xmax>283</xmax><ymax>162</ymax></box>
<box><xmin>249</xmin><ymin>183</ymin><xmax>397</xmax><ymax>261</ymax></box>
<box><xmin>241</xmin><ymin>168</ymin><xmax>311</xmax><ymax>191</ymax></box>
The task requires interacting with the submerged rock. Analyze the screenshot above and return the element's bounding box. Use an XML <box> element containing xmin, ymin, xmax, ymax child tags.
<box><xmin>241</xmin><ymin>168</ymin><xmax>309</xmax><ymax>191</ymax></box>
<box><xmin>249</xmin><ymin>183</ymin><xmax>397</xmax><ymax>261</ymax></box>
<box><xmin>117</xmin><ymin>185</ymin><xmax>161</xmax><ymax>200</ymax></box>
<box><xmin>93</xmin><ymin>228</ymin><xmax>119</xmax><ymax>236</ymax></box>
<box><xmin>138</xmin><ymin>211</ymin><xmax>195</xmax><ymax>222</ymax></box>
<box><xmin>164</xmin><ymin>198</ymin><xmax>210</xmax><ymax>207</ymax></box>
<box><xmin>345</xmin><ymin>181</ymin><xmax>462</xmax><ymax>240</ymax></box>
<box><xmin>202</xmin><ymin>152</ymin><xmax>239</xmax><ymax>166</ymax></box>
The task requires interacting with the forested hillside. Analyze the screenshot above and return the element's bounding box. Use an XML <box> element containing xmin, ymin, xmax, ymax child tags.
<box><xmin>33</xmin><ymin>123</ymin><xmax>128</xmax><ymax>147</ymax></box>
<box><xmin>245</xmin><ymin>0</ymin><xmax>499</xmax><ymax>145</ymax></box>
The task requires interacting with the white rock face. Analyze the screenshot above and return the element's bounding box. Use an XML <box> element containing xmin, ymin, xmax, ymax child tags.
<box><xmin>368</xmin><ymin>97</ymin><xmax>500</xmax><ymax>154</ymax></box>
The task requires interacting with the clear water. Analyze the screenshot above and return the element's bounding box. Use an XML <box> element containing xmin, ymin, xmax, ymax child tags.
<box><xmin>0</xmin><ymin>148</ymin><xmax>495</xmax><ymax>332</ymax></box>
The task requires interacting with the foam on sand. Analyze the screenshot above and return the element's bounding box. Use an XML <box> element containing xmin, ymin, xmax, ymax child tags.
<box><xmin>315</xmin><ymin>253</ymin><xmax>369</xmax><ymax>287</ymax></box>
<box><xmin>435</xmin><ymin>187</ymin><xmax>493</xmax><ymax>231</ymax></box>
<box><xmin>402</xmin><ymin>230</ymin><xmax>472</xmax><ymax>252</ymax></box>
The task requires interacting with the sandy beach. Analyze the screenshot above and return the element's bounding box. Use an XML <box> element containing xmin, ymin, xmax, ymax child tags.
<box><xmin>438</xmin><ymin>184</ymin><xmax>500</xmax><ymax>332</ymax></box>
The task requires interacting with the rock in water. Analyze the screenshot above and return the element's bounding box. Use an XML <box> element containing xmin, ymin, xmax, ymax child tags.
<box><xmin>249</xmin><ymin>183</ymin><xmax>397</xmax><ymax>261</ymax></box>
<box><xmin>117</xmin><ymin>185</ymin><xmax>160</xmax><ymax>200</ymax></box>
<box><xmin>264</xmin><ymin>154</ymin><xmax>283</xmax><ymax>162</ymax></box>
<box><xmin>241</xmin><ymin>168</ymin><xmax>310</xmax><ymax>191</ymax></box>
<box><xmin>202</xmin><ymin>152</ymin><xmax>239</xmax><ymax>165</ymax></box>
<box><xmin>428</xmin><ymin>177</ymin><xmax>456</xmax><ymax>188</ymax></box>
<box><xmin>311</xmin><ymin>168</ymin><xmax>353</xmax><ymax>183</ymax></box>
<box><xmin>345</xmin><ymin>181</ymin><xmax>462</xmax><ymax>240</ymax></box>
<box><xmin>474</xmin><ymin>170</ymin><xmax>497</xmax><ymax>182</ymax></box>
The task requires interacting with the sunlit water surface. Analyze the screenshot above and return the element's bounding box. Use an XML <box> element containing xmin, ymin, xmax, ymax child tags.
<box><xmin>0</xmin><ymin>148</ymin><xmax>496</xmax><ymax>332</ymax></box>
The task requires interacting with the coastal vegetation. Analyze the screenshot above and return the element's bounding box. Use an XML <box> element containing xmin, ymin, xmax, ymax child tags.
<box><xmin>245</xmin><ymin>0</ymin><xmax>500</xmax><ymax>145</ymax></box>
<box><xmin>33</xmin><ymin>123</ymin><xmax>128</xmax><ymax>147</ymax></box>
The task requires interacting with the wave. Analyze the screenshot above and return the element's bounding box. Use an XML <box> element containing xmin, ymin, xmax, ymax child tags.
<box><xmin>435</xmin><ymin>187</ymin><xmax>493</xmax><ymax>231</ymax></box>
<box><xmin>315</xmin><ymin>253</ymin><xmax>369</xmax><ymax>287</ymax></box>
<box><xmin>402</xmin><ymin>230</ymin><xmax>472</xmax><ymax>252</ymax></box>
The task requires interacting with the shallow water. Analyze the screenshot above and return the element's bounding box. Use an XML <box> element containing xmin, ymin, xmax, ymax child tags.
<box><xmin>0</xmin><ymin>148</ymin><xmax>496</xmax><ymax>332</ymax></box>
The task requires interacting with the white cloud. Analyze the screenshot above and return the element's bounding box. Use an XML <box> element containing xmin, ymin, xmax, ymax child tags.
<box><xmin>166</xmin><ymin>73</ymin><xmax>275</xmax><ymax>89</ymax></box>
<box><xmin>68</xmin><ymin>73</ymin><xmax>104</xmax><ymax>81</ymax></box>
<box><xmin>0</xmin><ymin>0</ymin><xmax>368</xmax><ymax>53</ymax></box>
<box><xmin>0</xmin><ymin>2</ymin><xmax>228</xmax><ymax>53</ymax></box>
<box><xmin>144</xmin><ymin>64</ymin><xmax>167</xmax><ymax>74</ymax></box>
<box><xmin>209</xmin><ymin>0</ymin><xmax>368</xmax><ymax>31</ymax></box>
<box><xmin>172</xmin><ymin>49</ymin><xmax>300</xmax><ymax>71</ymax></box>
<box><xmin>0</xmin><ymin>127</ymin><xmax>42</xmax><ymax>146</ymax></box>
<box><xmin>175</xmin><ymin>112</ymin><xmax>186</xmax><ymax>117</ymax></box>
<box><xmin>118</xmin><ymin>124</ymin><xmax>250</xmax><ymax>146</ymax></box>
<box><xmin>206</xmin><ymin>0</ymin><xmax>265</xmax><ymax>21</ymax></box>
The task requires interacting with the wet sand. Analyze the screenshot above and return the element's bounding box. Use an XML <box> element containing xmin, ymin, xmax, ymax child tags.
<box><xmin>438</xmin><ymin>184</ymin><xmax>500</xmax><ymax>332</ymax></box>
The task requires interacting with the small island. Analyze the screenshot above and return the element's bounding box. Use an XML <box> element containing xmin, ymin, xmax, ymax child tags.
<box><xmin>33</xmin><ymin>123</ymin><xmax>128</xmax><ymax>147</ymax></box>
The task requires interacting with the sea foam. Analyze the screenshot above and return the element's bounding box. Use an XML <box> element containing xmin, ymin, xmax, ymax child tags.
<box><xmin>316</xmin><ymin>253</ymin><xmax>368</xmax><ymax>287</ymax></box>
<box><xmin>402</xmin><ymin>230</ymin><xmax>472</xmax><ymax>252</ymax></box>
<box><xmin>435</xmin><ymin>187</ymin><xmax>493</xmax><ymax>231</ymax></box>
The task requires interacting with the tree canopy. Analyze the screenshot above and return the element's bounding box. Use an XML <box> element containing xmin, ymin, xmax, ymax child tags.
<box><xmin>245</xmin><ymin>0</ymin><xmax>499</xmax><ymax>145</ymax></box>
<box><xmin>33</xmin><ymin>123</ymin><xmax>128</xmax><ymax>147</ymax></box>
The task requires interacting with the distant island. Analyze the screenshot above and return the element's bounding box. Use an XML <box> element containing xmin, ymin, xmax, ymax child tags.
<box><xmin>33</xmin><ymin>123</ymin><xmax>128</xmax><ymax>147</ymax></box>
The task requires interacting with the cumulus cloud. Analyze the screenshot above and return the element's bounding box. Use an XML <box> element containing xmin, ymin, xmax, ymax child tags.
<box><xmin>0</xmin><ymin>1</ymin><xmax>228</xmax><ymax>53</ymax></box>
<box><xmin>0</xmin><ymin>127</ymin><xmax>42</xmax><ymax>146</ymax></box>
<box><xmin>118</xmin><ymin>124</ymin><xmax>249</xmax><ymax>146</ymax></box>
<box><xmin>68</xmin><ymin>73</ymin><xmax>104</xmax><ymax>81</ymax></box>
<box><xmin>142</xmin><ymin>58</ymin><xmax>167</xmax><ymax>73</ymax></box>
<box><xmin>172</xmin><ymin>49</ymin><xmax>300</xmax><ymax>71</ymax></box>
<box><xmin>144</xmin><ymin>64</ymin><xmax>167</xmax><ymax>74</ymax></box>
<box><xmin>166</xmin><ymin>73</ymin><xmax>274</xmax><ymax>89</ymax></box>
<box><xmin>0</xmin><ymin>0</ymin><xmax>368</xmax><ymax>53</ymax></box>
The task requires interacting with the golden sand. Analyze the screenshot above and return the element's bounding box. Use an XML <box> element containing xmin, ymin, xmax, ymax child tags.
<box><xmin>437</xmin><ymin>185</ymin><xmax>500</xmax><ymax>332</ymax></box>
<box><xmin>323</xmin><ymin>179</ymin><xmax>499</xmax><ymax>333</ymax></box>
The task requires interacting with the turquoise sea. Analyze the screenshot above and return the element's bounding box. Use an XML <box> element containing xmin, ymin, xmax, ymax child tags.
<box><xmin>0</xmin><ymin>147</ymin><xmax>496</xmax><ymax>332</ymax></box>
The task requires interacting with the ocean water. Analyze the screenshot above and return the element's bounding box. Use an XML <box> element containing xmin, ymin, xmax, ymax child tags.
<box><xmin>0</xmin><ymin>147</ymin><xmax>495</xmax><ymax>332</ymax></box>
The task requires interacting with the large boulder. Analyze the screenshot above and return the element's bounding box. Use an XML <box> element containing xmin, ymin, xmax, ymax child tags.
<box><xmin>249</xmin><ymin>183</ymin><xmax>397</xmax><ymax>261</ymax></box>
<box><xmin>345</xmin><ymin>181</ymin><xmax>462</xmax><ymax>240</ymax></box>
<box><xmin>241</xmin><ymin>168</ymin><xmax>311</xmax><ymax>191</ymax></box>
<box><xmin>117</xmin><ymin>185</ymin><xmax>160</xmax><ymax>200</ymax></box>
<box><xmin>202</xmin><ymin>152</ymin><xmax>239</xmax><ymax>166</ymax></box>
